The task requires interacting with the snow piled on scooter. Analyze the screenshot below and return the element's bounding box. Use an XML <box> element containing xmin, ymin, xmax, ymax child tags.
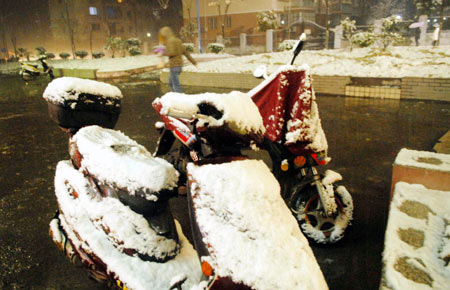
<box><xmin>301</xmin><ymin>170</ymin><xmax>354</xmax><ymax>243</ymax></box>
<box><xmin>188</xmin><ymin>159</ymin><xmax>328</xmax><ymax>290</ymax></box>
<box><xmin>43</xmin><ymin>76</ymin><xmax>122</xmax><ymax>105</ymax></box>
<box><xmin>73</xmin><ymin>126</ymin><xmax>179</xmax><ymax>198</ymax></box>
<box><xmin>156</xmin><ymin>91</ymin><xmax>265</xmax><ymax>136</ymax></box>
<box><xmin>54</xmin><ymin>161</ymin><xmax>202</xmax><ymax>290</ymax></box>
<box><xmin>249</xmin><ymin>64</ymin><xmax>328</xmax><ymax>155</ymax></box>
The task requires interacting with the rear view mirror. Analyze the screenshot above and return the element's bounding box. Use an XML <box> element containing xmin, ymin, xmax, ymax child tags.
<box><xmin>253</xmin><ymin>65</ymin><xmax>268</xmax><ymax>79</ymax></box>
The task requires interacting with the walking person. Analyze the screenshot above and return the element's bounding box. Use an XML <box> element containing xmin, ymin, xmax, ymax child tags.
<box><xmin>158</xmin><ymin>26</ymin><xmax>197</xmax><ymax>93</ymax></box>
<box><xmin>432</xmin><ymin>24</ymin><xmax>440</xmax><ymax>46</ymax></box>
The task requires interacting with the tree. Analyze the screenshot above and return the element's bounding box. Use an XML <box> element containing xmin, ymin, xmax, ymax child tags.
<box><xmin>256</xmin><ymin>10</ymin><xmax>279</xmax><ymax>32</ymax></box>
<box><xmin>378</xmin><ymin>15</ymin><xmax>404</xmax><ymax>50</ymax></box>
<box><xmin>104</xmin><ymin>36</ymin><xmax>123</xmax><ymax>58</ymax></box>
<box><xmin>316</xmin><ymin>0</ymin><xmax>331</xmax><ymax>49</ymax></box>
<box><xmin>208</xmin><ymin>0</ymin><xmax>242</xmax><ymax>41</ymax></box>
<box><xmin>63</xmin><ymin>0</ymin><xmax>76</xmax><ymax>59</ymax></box>
<box><xmin>341</xmin><ymin>17</ymin><xmax>356</xmax><ymax>50</ymax></box>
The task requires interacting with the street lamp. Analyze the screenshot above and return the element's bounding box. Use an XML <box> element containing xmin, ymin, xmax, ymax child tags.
<box><xmin>147</xmin><ymin>32</ymin><xmax>151</xmax><ymax>38</ymax></box>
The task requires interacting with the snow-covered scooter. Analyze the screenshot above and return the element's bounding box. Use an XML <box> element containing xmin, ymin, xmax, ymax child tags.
<box><xmin>249</xmin><ymin>34</ymin><xmax>353</xmax><ymax>243</ymax></box>
<box><xmin>44</xmin><ymin>77</ymin><xmax>202</xmax><ymax>290</ymax></box>
<box><xmin>153</xmin><ymin>91</ymin><xmax>328</xmax><ymax>289</ymax></box>
<box><xmin>20</xmin><ymin>55</ymin><xmax>54</xmax><ymax>81</ymax></box>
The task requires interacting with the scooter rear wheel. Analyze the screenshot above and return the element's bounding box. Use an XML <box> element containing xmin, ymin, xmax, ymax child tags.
<box><xmin>290</xmin><ymin>183</ymin><xmax>352</xmax><ymax>244</ymax></box>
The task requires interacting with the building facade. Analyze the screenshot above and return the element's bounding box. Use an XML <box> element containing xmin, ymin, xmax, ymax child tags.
<box><xmin>182</xmin><ymin>0</ymin><xmax>352</xmax><ymax>49</ymax></box>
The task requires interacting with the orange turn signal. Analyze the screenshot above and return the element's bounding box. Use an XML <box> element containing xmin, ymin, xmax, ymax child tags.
<box><xmin>294</xmin><ymin>156</ymin><xmax>306</xmax><ymax>167</ymax></box>
<box><xmin>280</xmin><ymin>160</ymin><xmax>289</xmax><ymax>171</ymax></box>
<box><xmin>201</xmin><ymin>261</ymin><xmax>214</xmax><ymax>277</ymax></box>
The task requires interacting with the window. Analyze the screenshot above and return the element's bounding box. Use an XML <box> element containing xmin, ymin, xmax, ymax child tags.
<box><xmin>208</xmin><ymin>17</ymin><xmax>217</xmax><ymax>29</ymax></box>
<box><xmin>226</xmin><ymin>16</ymin><xmax>231</xmax><ymax>28</ymax></box>
<box><xmin>89</xmin><ymin>7</ymin><xmax>98</xmax><ymax>15</ymax></box>
<box><xmin>91</xmin><ymin>23</ymin><xmax>100</xmax><ymax>30</ymax></box>
<box><xmin>106</xmin><ymin>6</ymin><xmax>122</xmax><ymax>19</ymax></box>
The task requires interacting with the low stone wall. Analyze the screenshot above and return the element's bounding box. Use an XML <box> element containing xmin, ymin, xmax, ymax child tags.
<box><xmin>161</xmin><ymin>71</ymin><xmax>450</xmax><ymax>102</ymax></box>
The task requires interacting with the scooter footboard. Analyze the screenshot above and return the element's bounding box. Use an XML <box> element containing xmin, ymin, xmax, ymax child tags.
<box><xmin>187</xmin><ymin>159</ymin><xmax>328</xmax><ymax>290</ymax></box>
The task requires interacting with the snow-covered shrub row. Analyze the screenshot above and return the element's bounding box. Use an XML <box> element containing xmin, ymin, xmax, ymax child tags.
<box><xmin>278</xmin><ymin>39</ymin><xmax>297</xmax><ymax>51</ymax></box>
<box><xmin>183</xmin><ymin>43</ymin><xmax>194</xmax><ymax>53</ymax></box>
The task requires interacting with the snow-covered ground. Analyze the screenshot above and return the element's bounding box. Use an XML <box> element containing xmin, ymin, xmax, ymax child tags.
<box><xmin>184</xmin><ymin>46</ymin><xmax>450</xmax><ymax>78</ymax></box>
<box><xmin>5</xmin><ymin>46</ymin><xmax>449</xmax><ymax>78</ymax></box>
<box><xmin>48</xmin><ymin>53</ymin><xmax>232</xmax><ymax>72</ymax></box>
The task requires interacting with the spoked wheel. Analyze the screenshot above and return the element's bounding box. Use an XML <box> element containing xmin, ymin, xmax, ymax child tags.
<box><xmin>290</xmin><ymin>183</ymin><xmax>353</xmax><ymax>244</ymax></box>
<box><xmin>20</xmin><ymin>71</ymin><xmax>36</xmax><ymax>81</ymax></box>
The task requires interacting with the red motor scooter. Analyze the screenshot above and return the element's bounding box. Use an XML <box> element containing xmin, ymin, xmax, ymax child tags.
<box><xmin>248</xmin><ymin>34</ymin><xmax>353</xmax><ymax>243</ymax></box>
<box><xmin>153</xmin><ymin>90</ymin><xmax>329</xmax><ymax>289</ymax></box>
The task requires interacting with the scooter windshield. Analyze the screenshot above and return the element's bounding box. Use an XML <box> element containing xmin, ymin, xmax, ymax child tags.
<box><xmin>249</xmin><ymin>64</ymin><xmax>328</xmax><ymax>156</ymax></box>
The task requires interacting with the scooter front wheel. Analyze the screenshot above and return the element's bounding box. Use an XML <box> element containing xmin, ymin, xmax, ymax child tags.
<box><xmin>290</xmin><ymin>183</ymin><xmax>353</xmax><ymax>244</ymax></box>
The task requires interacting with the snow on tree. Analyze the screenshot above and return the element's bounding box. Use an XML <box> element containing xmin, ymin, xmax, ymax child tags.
<box><xmin>414</xmin><ymin>0</ymin><xmax>444</xmax><ymax>15</ymax></box>
<box><xmin>351</xmin><ymin>31</ymin><xmax>377</xmax><ymax>48</ymax></box>
<box><xmin>104</xmin><ymin>36</ymin><xmax>124</xmax><ymax>58</ymax></box>
<box><xmin>340</xmin><ymin>17</ymin><xmax>356</xmax><ymax>50</ymax></box>
<box><xmin>256</xmin><ymin>10</ymin><xmax>279</xmax><ymax>32</ymax></box>
<box><xmin>378</xmin><ymin>15</ymin><xmax>404</xmax><ymax>50</ymax></box>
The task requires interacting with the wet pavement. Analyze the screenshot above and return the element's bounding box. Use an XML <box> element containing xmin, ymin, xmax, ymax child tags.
<box><xmin>0</xmin><ymin>74</ymin><xmax>449</xmax><ymax>290</ymax></box>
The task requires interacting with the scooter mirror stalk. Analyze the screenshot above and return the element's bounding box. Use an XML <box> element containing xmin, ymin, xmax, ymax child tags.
<box><xmin>290</xmin><ymin>33</ymin><xmax>307</xmax><ymax>65</ymax></box>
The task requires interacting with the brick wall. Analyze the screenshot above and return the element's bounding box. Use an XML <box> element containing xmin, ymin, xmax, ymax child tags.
<box><xmin>161</xmin><ymin>71</ymin><xmax>450</xmax><ymax>102</ymax></box>
<box><xmin>402</xmin><ymin>77</ymin><xmax>450</xmax><ymax>102</ymax></box>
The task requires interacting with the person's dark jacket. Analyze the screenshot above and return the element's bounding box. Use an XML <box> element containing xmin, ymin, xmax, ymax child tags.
<box><xmin>159</xmin><ymin>26</ymin><xmax>196</xmax><ymax>68</ymax></box>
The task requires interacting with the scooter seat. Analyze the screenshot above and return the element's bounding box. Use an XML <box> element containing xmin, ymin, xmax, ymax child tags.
<box><xmin>154</xmin><ymin>91</ymin><xmax>266</xmax><ymax>148</ymax></box>
<box><xmin>72</xmin><ymin>125</ymin><xmax>179</xmax><ymax>200</ymax></box>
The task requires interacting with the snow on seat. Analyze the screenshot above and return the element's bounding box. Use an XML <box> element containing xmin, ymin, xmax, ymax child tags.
<box><xmin>188</xmin><ymin>159</ymin><xmax>328</xmax><ymax>290</ymax></box>
<box><xmin>73</xmin><ymin>125</ymin><xmax>179</xmax><ymax>200</ymax></box>
<box><xmin>54</xmin><ymin>161</ymin><xmax>201</xmax><ymax>290</ymax></box>
<box><xmin>154</xmin><ymin>91</ymin><xmax>265</xmax><ymax>137</ymax></box>
<box><xmin>43</xmin><ymin>76</ymin><xmax>122</xmax><ymax>108</ymax></box>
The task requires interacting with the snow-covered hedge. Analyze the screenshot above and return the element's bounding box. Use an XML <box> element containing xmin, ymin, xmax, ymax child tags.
<box><xmin>278</xmin><ymin>39</ymin><xmax>297</xmax><ymax>51</ymax></box>
<box><xmin>207</xmin><ymin>43</ymin><xmax>224</xmax><ymax>54</ymax></box>
<box><xmin>183</xmin><ymin>43</ymin><xmax>194</xmax><ymax>53</ymax></box>
<box><xmin>351</xmin><ymin>31</ymin><xmax>377</xmax><ymax>48</ymax></box>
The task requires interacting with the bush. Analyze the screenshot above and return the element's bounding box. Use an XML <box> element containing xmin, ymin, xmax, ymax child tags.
<box><xmin>18</xmin><ymin>48</ymin><xmax>30</xmax><ymax>60</ymax></box>
<box><xmin>207</xmin><ymin>43</ymin><xmax>224</xmax><ymax>54</ymax></box>
<box><xmin>257</xmin><ymin>10</ymin><xmax>279</xmax><ymax>32</ymax></box>
<box><xmin>128</xmin><ymin>47</ymin><xmax>142</xmax><ymax>56</ymax></box>
<box><xmin>46</xmin><ymin>52</ymin><xmax>55</xmax><ymax>59</ymax></box>
<box><xmin>59</xmin><ymin>52</ymin><xmax>71</xmax><ymax>59</ymax></box>
<box><xmin>104</xmin><ymin>36</ymin><xmax>124</xmax><ymax>58</ymax></box>
<box><xmin>278</xmin><ymin>39</ymin><xmax>297</xmax><ymax>51</ymax></box>
<box><xmin>92</xmin><ymin>52</ymin><xmax>105</xmax><ymax>59</ymax></box>
<box><xmin>351</xmin><ymin>31</ymin><xmax>377</xmax><ymax>48</ymax></box>
<box><xmin>35</xmin><ymin>46</ymin><xmax>46</xmax><ymax>55</ymax></box>
<box><xmin>75</xmin><ymin>50</ymin><xmax>88</xmax><ymax>59</ymax></box>
<box><xmin>183</xmin><ymin>43</ymin><xmax>194</xmax><ymax>53</ymax></box>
